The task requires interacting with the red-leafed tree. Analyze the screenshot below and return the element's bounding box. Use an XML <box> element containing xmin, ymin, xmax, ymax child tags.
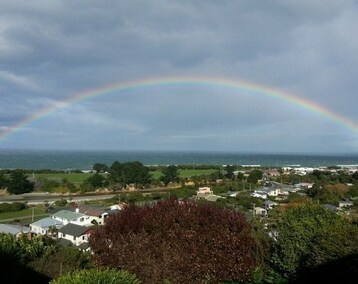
<box><xmin>90</xmin><ymin>198</ymin><xmax>266</xmax><ymax>283</ymax></box>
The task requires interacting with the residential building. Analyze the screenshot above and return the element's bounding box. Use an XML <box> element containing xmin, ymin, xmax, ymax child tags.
<box><xmin>51</xmin><ymin>210</ymin><xmax>92</xmax><ymax>226</ymax></box>
<box><xmin>73</xmin><ymin>206</ymin><xmax>109</xmax><ymax>225</ymax></box>
<box><xmin>29</xmin><ymin>217</ymin><xmax>64</xmax><ymax>236</ymax></box>
<box><xmin>0</xmin><ymin>224</ymin><xmax>32</xmax><ymax>239</ymax></box>
<box><xmin>253</xmin><ymin>206</ymin><xmax>267</xmax><ymax>217</ymax></box>
<box><xmin>338</xmin><ymin>201</ymin><xmax>354</xmax><ymax>208</ymax></box>
<box><xmin>57</xmin><ymin>223</ymin><xmax>94</xmax><ymax>249</ymax></box>
<box><xmin>264</xmin><ymin>200</ymin><xmax>278</xmax><ymax>210</ymax></box>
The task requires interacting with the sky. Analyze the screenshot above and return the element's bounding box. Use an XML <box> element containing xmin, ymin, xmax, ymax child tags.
<box><xmin>0</xmin><ymin>0</ymin><xmax>357</xmax><ymax>153</ymax></box>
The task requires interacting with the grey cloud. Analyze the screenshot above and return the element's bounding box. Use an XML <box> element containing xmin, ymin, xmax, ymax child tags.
<box><xmin>0</xmin><ymin>0</ymin><xmax>357</xmax><ymax>152</ymax></box>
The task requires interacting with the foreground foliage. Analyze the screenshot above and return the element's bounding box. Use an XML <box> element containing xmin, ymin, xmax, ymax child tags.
<box><xmin>50</xmin><ymin>268</ymin><xmax>141</xmax><ymax>284</ymax></box>
<box><xmin>270</xmin><ymin>203</ymin><xmax>358</xmax><ymax>282</ymax></box>
<box><xmin>90</xmin><ymin>198</ymin><xmax>266</xmax><ymax>283</ymax></box>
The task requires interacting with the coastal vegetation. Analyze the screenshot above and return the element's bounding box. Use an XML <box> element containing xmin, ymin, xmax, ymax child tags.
<box><xmin>1</xmin><ymin>162</ymin><xmax>358</xmax><ymax>282</ymax></box>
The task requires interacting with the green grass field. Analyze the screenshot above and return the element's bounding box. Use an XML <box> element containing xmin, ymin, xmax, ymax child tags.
<box><xmin>0</xmin><ymin>207</ymin><xmax>50</xmax><ymax>224</ymax></box>
<box><xmin>30</xmin><ymin>169</ymin><xmax>218</xmax><ymax>184</ymax></box>
<box><xmin>178</xmin><ymin>169</ymin><xmax>218</xmax><ymax>178</ymax></box>
<box><xmin>31</xmin><ymin>173</ymin><xmax>93</xmax><ymax>184</ymax></box>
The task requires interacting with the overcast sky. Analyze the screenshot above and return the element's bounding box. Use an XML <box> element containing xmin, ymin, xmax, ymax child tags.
<box><xmin>0</xmin><ymin>0</ymin><xmax>357</xmax><ymax>153</ymax></box>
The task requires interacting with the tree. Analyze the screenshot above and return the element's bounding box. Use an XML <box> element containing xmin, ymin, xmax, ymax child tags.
<box><xmin>270</xmin><ymin>203</ymin><xmax>358</xmax><ymax>280</ymax></box>
<box><xmin>160</xmin><ymin>165</ymin><xmax>179</xmax><ymax>186</ymax></box>
<box><xmin>54</xmin><ymin>199</ymin><xmax>68</xmax><ymax>207</ymax></box>
<box><xmin>29</xmin><ymin>246</ymin><xmax>91</xmax><ymax>279</ymax></box>
<box><xmin>0</xmin><ymin>234</ymin><xmax>51</xmax><ymax>284</ymax></box>
<box><xmin>93</xmin><ymin>163</ymin><xmax>109</xmax><ymax>173</ymax></box>
<box><xmin>50</xmin><ymin>268</ymin><xmax>141</xmax><ymax>284</ymax></box>
<box><xmin>224</xmin><ymin>165</ymin><xmax>236</xmax><ymax>180</ymax></box>
<box><xmin>0</xmin><ymin>171</ymin><xmax>8</xmax><ymax>189</ymax></box>
<box><xmin>90</xmin><ymin>198</ymin><xmax>265</xmax><ymax>283</ymax></box>
<box><xmin>83</xmin><ymin>173</ymin><xmax>108</xmax><ymax>190</ymax></box>
<box><xmin>109</xmin><ymin>161</ymin><xmax>151</xmax><ymax>187</ymax></box>
<box><xmin>7</xmin><ymin>170</ymin><xmax>34</xmax><ymax>194</ymax></box>
<box><xmin>352</xmin><ymin>171</ymin><xmax>358</xmax><ymax>181</ymax></box>
<box><xmin>247</xmin><ymin>169</ymin><xmax>263</xmax><ymax>184</ymax></box>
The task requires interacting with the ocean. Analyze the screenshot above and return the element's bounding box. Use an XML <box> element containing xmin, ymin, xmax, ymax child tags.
<box><xmin>0</xmin><ymin>149</ymin><xmax>358</xmax><ymax>170</ymax></box>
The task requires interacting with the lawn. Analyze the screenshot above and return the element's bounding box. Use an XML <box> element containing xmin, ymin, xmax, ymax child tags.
<box><xmin>31</xmin><ymin>173</ymin><xmax>93</xmax><ymax>184</ymax></box>
<box><xmin>0</xmin><ymin>207</ymin><xmax>50</xmax><ymax>224</ymax></box>
<box><xmin>28</xmin><ymin>169</ymin><xmax>219</xmax><ymax>187</ymax></box>
<box><xmin>178</xmin><ymin>169</ymin><xmax>218</xmax><ymax>178</ymax></box>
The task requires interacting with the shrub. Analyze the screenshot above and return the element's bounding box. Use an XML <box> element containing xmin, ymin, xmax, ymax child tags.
<box><xmin>90</xmin><ymin>198</ymin><xmax>265</xmax><ymax>283</ymax></box>
<box><xmin>270</xmin><ymin>203</ymin><xmax>358</xmax><ymax>280</ymax></box>
<box><xmin>50</xmin><ymin>268</ymin><xmax>140</xmax><ymax>284</ymax></box>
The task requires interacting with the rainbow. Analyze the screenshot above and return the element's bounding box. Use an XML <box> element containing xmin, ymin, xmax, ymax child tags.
<box><xmin>1</xmin><ymin>76</ymin><xmax>357</xmax><ymax>142</ymax></box>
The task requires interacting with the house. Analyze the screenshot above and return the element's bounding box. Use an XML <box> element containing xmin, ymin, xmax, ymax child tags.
<box><xmin>265</xmin><ymin>169</ymin><xmax>280</xmax><ymax>177</ymax></box>
<box><xmin>109</xmin><ymin>204</ymin><xmax>123</xmax><ymax>210</ymax></box>
<box><xmin>197</xmin><ymin>187</ymin><xmax>213</xmax><ymax>195</ymax></box>
<box><xmin>73</xmin><ymin>206</ymin><xmax>109</xmax><ymax>225</ymax></box>
<box><xmin>0</xmin><ymin>224</ymin><xmax>32</xmax><ymax>239</ymax></box>
<box><xmin>294</xmin><ymin>183</ymin><xmax>314</xmax><ymax>189</ymax></box>
<box><xmin>253</xmin><ymin>206</ymin><xmax>267</xmax><ymax>217</ymax></box>
<box><xmin>29</xmin><ymin>217</ymin><xmax>64</xmax><ymax>236</ymax></box>
<box><xmin>196</xmin><ymin>187</ymin><xmax>213</xmax><ymax>198</ymax></box>
<box><xmin>51</xmin><ymin>210</ymin><xmax>92</xmax><ymax>226</ymax></box>
<box><xmin>251</xmin><ymin>191</ymin><xmax>267</xmax><ymax>199</ymax></box>
<box><xmin>57</xmin><ymin>223</ymin><xmax>95</xmax><ymax>249</ymax></box>
<box><xmin>264</xmin><ymin>200</ymin><xmax>278</xmax><ymax>210</ymax></box>
<box><xmin>195</xmin><ymin>186</ymin><xmax>222</xmax><ymax>202</ymax></box>
<box><xmin>251</xmin><ymin>187</ymin><xmax>280</xmax><ymax>199</ymax></box>
<box><xmin>338</xmin><ymin>201</ymin><xmax>354</xmax><ymax>208</ymax></box>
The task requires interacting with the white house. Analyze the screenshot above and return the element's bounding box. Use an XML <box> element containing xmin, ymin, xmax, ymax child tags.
<box><xmin>253</xmin><ymin>206</ymin><xmax>267</xmax><ymax>217</ymax></box>
<box><xmin>29</xmin><ymin>217</ymin><xmax>64</xmax><ymax>236</ymax></box>
<box><xmin>251</xmin><ymin>187</ymin><xmax>279</xmax><ymax>199</ymax></box>
<box><xmin>57</xmin><ymin>223</ymin><xmax>94</xmax><ymax>248</ymax></box>
<box><xmin>266</xmin><ymin>188</ymin><xmax>279</xmax><ymax>197</ymax></box>
<box><xmin>51</xmin><ymin>210</ymin><xmax>92</xmax><ymax>226</ymax></box>
<box><xmin>338</xmin><ymin>201</ymin><xmax>354</xmax><ymax>208</ymax></box>
<box><xmin>251</xmin><ymin>191</ymin><xmax>268</xmax><ymax>199</ymax></box>
<box><xmin>197</xmin><ymin>187</ymin><xmax>213</xmax><ymax>195</ymax></box>
<box><xmin>0</xmin><ymin>224</ymin><xmax>32</xmax><ymax>239</ymax></box>
<box><xmin>74</xmin><ymin>206</ymin><xmax>109</xmax><ymax>225</ymax></box>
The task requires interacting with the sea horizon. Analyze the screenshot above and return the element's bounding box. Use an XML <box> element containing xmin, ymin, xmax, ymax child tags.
<box><xmin>1</xmin><ymin>148</ymin><xmax>358</xmax><ymax>170</ymax></box>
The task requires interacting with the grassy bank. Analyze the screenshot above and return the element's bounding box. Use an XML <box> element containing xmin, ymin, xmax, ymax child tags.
<box><xmin>0</xmin><ymin>207</ymin><xmax>50</xmax><ymax>224</ymax></box>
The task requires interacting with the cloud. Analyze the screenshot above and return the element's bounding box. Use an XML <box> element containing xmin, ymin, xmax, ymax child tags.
<box><xmin>0</xmin><ymin>0</ymin><xmax>357</xmax><ymax>153</ymax></box>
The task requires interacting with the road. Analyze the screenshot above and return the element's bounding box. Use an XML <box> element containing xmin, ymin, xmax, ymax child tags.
<box><xmin>0</xmin><ymin>187</ymin><xmax>177</xmax><ymax>205</ymax></box>
<box><xmin>0</xmin><ymin>192</ymin><xmax>117</xmax><ymax>205</ymax></box>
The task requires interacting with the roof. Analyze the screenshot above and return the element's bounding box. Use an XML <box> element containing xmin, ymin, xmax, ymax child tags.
<box><xmin>339</xmin><ymin>200</ymin><xmax>353</xmax><ymax>204</ymax></box>
<box><xmin>78</xmin><ymin>242</ymin><xmax>90</xmax><ymax>250</ymax></box>
<box><xmin>30</xmin><ymin>217</ymin><xmax>63</xmax><ymax>228</ymax></box>
<box><xmin>0</xmin><ymin>224</ymin><xmax>30</xmax><ymax>235</ymax></box>
<box><xmin>52</xmin><ymin>210</ymin><xmax>85</xmax><ymax>221</ymax></box>
<box><xmin>58</xmin><ymin>223</ymin><xmax>91</xmax><ymax>237</ymax></box>
<box><xmin>322</xmin><ymin>204</ymin><xmax>337</xmax><ymax>211</ymax></box>
<box><xmin>204</xmin><ymin>194</ymin><xmax>221</xmax><ymax>202</ymax></box>
<box><xmin>58</xmin><ymin>238</ymin><xmax>73</xmax><ymax>247</ymax></box>
<box><xmin>264</xmin><ymin>200</ymin><xmax>278</xmax><ymax>205</ymax></box>
<box><xmin>76</xmin><ymin>206</ymin><xmax>107</xmax><ymax>217</ymax></box>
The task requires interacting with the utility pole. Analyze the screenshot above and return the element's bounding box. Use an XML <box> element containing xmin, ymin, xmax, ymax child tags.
<box><xmin>31</xmin><ymin>207</ymin><xmax>34</xmax><ymax>222</ymax></box>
